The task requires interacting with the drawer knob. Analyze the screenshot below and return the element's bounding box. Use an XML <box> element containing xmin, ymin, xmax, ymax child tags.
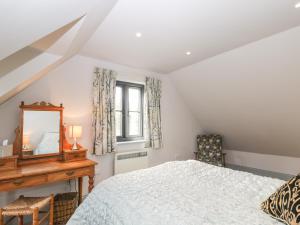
<box><xmin>13</xmin><ymin>179</ymin><xmax>24</xmax><ymax>186</ymax></box>
<box><xmin>66</xmin><ymin>171</ymin><xmax>75</xmax><ymax>176</ymax></box>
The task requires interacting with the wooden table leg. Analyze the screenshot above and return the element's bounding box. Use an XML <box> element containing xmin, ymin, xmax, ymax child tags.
<box><xmin>78</xmin><ymin>177</ymin><xmax>83</xmax><ymax>205</ymax></box>
<box><xmin>88</xmin><ymin>175</ymin><xmax>94</xmax><ymax>193</ymax></box>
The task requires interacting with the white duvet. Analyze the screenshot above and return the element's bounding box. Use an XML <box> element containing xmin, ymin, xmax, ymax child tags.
<box><xmin>67</xmin><ymin>160</ymin><xmax>285</xmax><ymax>225</ymax></box>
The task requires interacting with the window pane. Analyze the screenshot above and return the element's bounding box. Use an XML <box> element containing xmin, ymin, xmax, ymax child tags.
<box><xmin>116</xmin><ymin>111</ymin><xmax>122</xmax><ymax>136</ymax></box>
<box><xmin>129</xmin><ymin>112</ymin><xmax>141</xmax><ymax>136</ymax></box>
<box><xmin>129</xmin><ymin>88</ymin><xmax>141</xmax><ymax>112</ymax></box>
<box><xmin>115</xmin><ymin>86</ymin><xmax>122</xmax><ymax>111</ymax></box>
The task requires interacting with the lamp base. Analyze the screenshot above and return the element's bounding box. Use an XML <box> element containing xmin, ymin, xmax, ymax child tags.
<box><xmin>72</xmin><ymin>143</ymin><xmax>79</xmax><ymax>150</ymax></box>
<box><xmin>72</xmin><ymin>138</ymin><xmax>79</xmax><ymax>150</ymax></box>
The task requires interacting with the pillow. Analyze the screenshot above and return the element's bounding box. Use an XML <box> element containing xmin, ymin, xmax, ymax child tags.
<box><xmin>35</xmin><ymin>132</ymin><xmax>59</xmax><ymax>155</ymax></box>
<box><xmin>261</xmin><ymin>174</ymin><xmax>300</xmax><ymax>225</ymax></box>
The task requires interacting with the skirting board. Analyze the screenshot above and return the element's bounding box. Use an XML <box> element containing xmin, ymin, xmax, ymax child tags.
<box><xmin>226</xmin><ymin>164</ymin><xmax>293</xmax><ymax>181</ymax></box>
<box><xmin>224</xmin><ymin>149</ymin><xmax>300</xmax><ymax>176</ymax></box>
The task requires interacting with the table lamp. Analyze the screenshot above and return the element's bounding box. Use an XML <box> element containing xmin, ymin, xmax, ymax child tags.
<box><xmin>69</xmin><ymin>125</ymin><xmax>82</xmax><ymax>150</ymax></box>
<box><xmin>23</xmin><ymin>134</ymin><xmax>30</xmax><ymax>150</ymax></box>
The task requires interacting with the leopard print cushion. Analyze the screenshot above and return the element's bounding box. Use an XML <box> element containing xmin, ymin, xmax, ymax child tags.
<box><xmin>261</xmin><ymin>174</ymin><xmax>300</xmax><ymax>225</ymax></box>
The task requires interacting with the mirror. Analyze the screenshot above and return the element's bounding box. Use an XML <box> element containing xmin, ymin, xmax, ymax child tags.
<box><xmin>23</xmin><ymin>111</ymin><xmax>60</xmax><ymax>156</ymax></box>
<box><xmin>17</xmin><ymin>102</ymin><xmax>64</xmax><ymax>159</ymax></box>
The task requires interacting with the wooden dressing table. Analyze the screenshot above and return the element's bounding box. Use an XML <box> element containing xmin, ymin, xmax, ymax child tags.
<box><xmin>0</xmin><ymin>159</ymin><xmax>96</xmax><ymax>205</ymax></box>
<box><xmin>0</xmin><ymin>102</ymin><xmax>97</xmax><ymax>205</ymax></box>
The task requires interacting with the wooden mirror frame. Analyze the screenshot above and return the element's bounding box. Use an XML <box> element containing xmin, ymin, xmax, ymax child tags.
<box><xmin>14</xmin><ymin>101</ymin><xmax>64</xmax><ymax>163</ymax></box>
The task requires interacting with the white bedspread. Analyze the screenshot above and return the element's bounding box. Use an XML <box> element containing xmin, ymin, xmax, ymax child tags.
<box><xmin>67</xmin><ymin>160</ymin><xmax>285</xmax><ymax>225</ymax></box>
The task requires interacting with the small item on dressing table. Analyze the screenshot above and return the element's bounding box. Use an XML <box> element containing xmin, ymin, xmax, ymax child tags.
<box><xmin>3</xmin><ymin>139</ymin><xmax>8</xmax><ymax>146</ymax></box>
<box><xmin>0</xmin><ymin>140</ymin><xmax>13</xmax><ymax>157</ymax></box>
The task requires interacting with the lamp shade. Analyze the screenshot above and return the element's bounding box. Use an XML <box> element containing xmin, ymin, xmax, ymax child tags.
<box><xmin>69</xmin><ymin>125</ymin><xmax>82</xmax><ymax>138</ymax></box>
<box><xmin>23</xmin><ymin>134</ymin><xmax>30</xmax><ymax>145</ymax></box>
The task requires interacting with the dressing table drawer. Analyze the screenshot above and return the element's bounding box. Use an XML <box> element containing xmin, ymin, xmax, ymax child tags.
<box><xmin>0</xmin><ymin>156</ymin><xmax>18</xmax><ymax>172</ymax></box>
<box><xmin>63</xmin><ymin>149</ymin><xmax>87</xmax><ymax>162</ymax></box>
<box><xmin>48</xmin><ymin>167</ymin><xmax>92</xmax><ymax>182</ymax></box>
<box><xmin>0</xmin><ymin>175</ymin><xmax>48</xmax><ymax>191</ymax></box>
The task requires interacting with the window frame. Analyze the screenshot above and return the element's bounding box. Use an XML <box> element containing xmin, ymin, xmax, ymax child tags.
<box><xmin>116</xmin><ymin>81</ymin><xmax>144</xmax><ymax>142</ymax></box>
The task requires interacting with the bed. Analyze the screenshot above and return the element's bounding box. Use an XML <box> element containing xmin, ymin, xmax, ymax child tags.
<box><xmin>67</xmin><ymin>160</ymin><xmax>285</xmax><ymax>225</ymax></box>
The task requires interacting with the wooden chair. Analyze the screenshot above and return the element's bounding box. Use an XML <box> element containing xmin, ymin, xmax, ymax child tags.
<box><xmin>0</xmin><ymin>194</ymin><xmax>54</xmax><ymax>225</ymax></box>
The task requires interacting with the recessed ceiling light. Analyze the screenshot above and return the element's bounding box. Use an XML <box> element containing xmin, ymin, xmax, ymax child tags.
<box><xmin>135</xmin><ymin>32</ymin><xmax>142</xmax><ymax>38</ymax></box>
<box><xmin>186</xmin><ymin>51</ymin><xmax>191</xmax><ymax>56</ymax></box>
<box><xmin>295</xmin><ymin>2</ymin><xmax>300</xmax><ymax>8</ymax></box>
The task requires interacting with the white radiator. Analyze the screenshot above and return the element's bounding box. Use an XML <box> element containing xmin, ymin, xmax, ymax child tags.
<box><xmin>114</xmin><ymin>150</ymin><xmax>149</xmax><ymax>175</ymax></box>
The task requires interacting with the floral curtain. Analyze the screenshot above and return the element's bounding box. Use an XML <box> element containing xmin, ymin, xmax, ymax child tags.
<box><xmin>92</xmin><ymin>67</ymin><xmax>117</xmax><ymax>155</ymax></box>
<box><xmin>145</xmin><ymin>77</ymin><xmax>163</xmax><ymax>149</ymax></box>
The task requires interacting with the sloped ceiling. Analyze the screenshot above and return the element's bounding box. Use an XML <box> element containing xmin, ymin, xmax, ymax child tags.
<box><xmin>0</xmin><ymin>0</ymin><xmax>118</xmax><ymax>104</ymax></box>
<box><xmin>80</xmin><ymin>0</ymin><xmax>300</xmax><ymax>73</ymax></box>
<box><xmin>170</xmin><ymin>26</ymin><xmax>300</xmax><ymax>157</ymax></box>
<box><xmin>0</xmin><ymin>0</ymin><xmax>89</xmax><ymax>61</ymax></box>
<box><xmin>0</xmin><ymin>17</ymin><xmax>82</xmax><ymax>79</ymax></box>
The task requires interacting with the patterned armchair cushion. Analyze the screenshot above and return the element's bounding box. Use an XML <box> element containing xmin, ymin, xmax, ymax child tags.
<box><xmin>196</xmin><ymin>134</ymin><xmax>224</xmax><ymax>167</ymax></box>
<box><xmin>261</xmin><ymin>174</ymin><xmax>300</xmax><ymax>225</ymax></box>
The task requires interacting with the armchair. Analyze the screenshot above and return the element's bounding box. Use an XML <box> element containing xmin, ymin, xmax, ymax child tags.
<box><xmin>195</xmin><ymin>134</ymin><xmax>225</xmax><ymax>167</ymax></box>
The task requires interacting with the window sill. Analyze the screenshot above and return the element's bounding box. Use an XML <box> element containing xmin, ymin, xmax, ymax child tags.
<box><xmin>117</xmin><ymin>140</ymin><xmax>146</xmax><ymax>145</ymax></box>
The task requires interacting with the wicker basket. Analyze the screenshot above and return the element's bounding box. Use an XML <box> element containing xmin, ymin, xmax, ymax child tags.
<box><xmin>54</xmin><ymin>192</ymin><xmax>78</xmax><ymax>225</ymax></box>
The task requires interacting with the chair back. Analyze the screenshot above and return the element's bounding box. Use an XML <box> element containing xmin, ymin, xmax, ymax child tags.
<box><xmin>196</xmin><ymin>134</ymin><xmax>224</xmax><ymax>166</ymax></box>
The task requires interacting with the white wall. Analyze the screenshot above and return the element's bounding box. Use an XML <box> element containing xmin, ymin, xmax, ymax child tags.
<box><xmin>0</xmin><ymin>55</ymin><xmax>200</xmax><ymax>207</ymax></box>
<box><xmin>224</xmin><ymin>149</ymin><xmax>300</xmax><ymax>176</ymax></box>
<box><xmin>170</xmin><ymin>26</ymin><xmax>300</xmax><ymax>159</ymax></box>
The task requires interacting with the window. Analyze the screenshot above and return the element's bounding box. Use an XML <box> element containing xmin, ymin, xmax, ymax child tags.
<box><xmin>115</xmin><ymin>81</ymin><xmax>144</xmax><ymax>142</ymax></box>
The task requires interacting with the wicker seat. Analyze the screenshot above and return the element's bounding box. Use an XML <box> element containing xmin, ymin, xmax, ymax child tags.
<box><xmin>0</xmin><ymin>195</ymin><xmax>54</xmax><ymax>225</ymax></box>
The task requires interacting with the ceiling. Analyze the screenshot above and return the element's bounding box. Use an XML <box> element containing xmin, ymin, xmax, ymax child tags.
<box><xmin>170</xmin><ymin>25</ymin><xmax>300</xmax><ymax>157</ymax></box>
<box><xmin>0</xmin><ymin>0</ymin><xmax>90</xmax><ymax>61</ymax></box>
<box><xmin>0</xmin><ymin>0</ymin><xmax>118</xmax><ymax>104</ymax></box>
<box><xmin>80</xmin><ymin>0</ymin><xmax>300</xmax><ymax>73</ymax></box>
